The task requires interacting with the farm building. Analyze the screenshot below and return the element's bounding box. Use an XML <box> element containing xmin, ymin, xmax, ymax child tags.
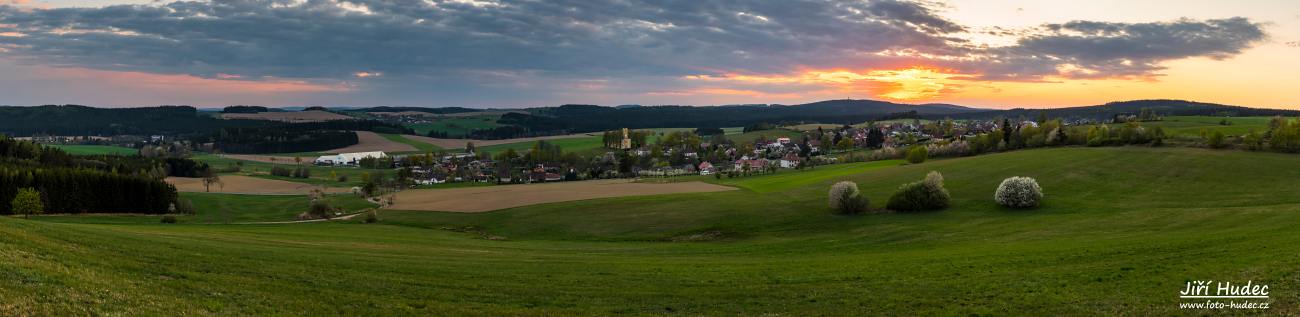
<box><xmin>315</xmin><ymin>151</ymin><xmax>387</xmax><ymax>166</ymax></box>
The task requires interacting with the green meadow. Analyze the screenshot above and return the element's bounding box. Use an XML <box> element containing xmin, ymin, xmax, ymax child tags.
<box><xmin>47</xmin><ymin>144</ymin><xmax>137</xmax><ymax>155</ymax></box>
<box><xmin>6</xmin><ymin>147</ymin><xmax>1300</xmax><ymax>314</ymax></box>
<box><xmin>406</xmin><ymin>115</ymin><xmax>502</xmax><ymax>137</ymax></box>
<box><xmin>1148</xmin><ymin>115</ymin><xmax>1273</xmax><ymax>137</ymax></box>
<box><xmin>379</xmin><ymin>133</ymin><xmax>441</xmax><ymax>153</ymax></box>
<box><xmin>713</xmin><ymin>159</ymin><xmax>903</xmax><ymax>193</ymax></box>
<box><xmin>192</xmin><ymin>154</ymin><xmax>386</xmax><ymax>187</ymax></box>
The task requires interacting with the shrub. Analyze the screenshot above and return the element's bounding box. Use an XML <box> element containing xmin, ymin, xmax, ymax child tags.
<box><xmin>363</xmin><ymin>209</ymin><xmax>380</xmax><ymax>223</ymax></box>
<box><xmin>174</xmin><ymin>199</ymin><xmax>196</xmax><ymax>214</ymax></box>
<box><xmin>160</xmin><ymin>215</ymin><xmax>178</xmax><ymax>224</ymax></box>
<box><xmin>1205</xmin><ymin>130</ymin><xmax>1226</xmax><ymax>149</ymax></box>
<box><xmin>271</xmin><ymin>166</ymin><xmax>292</xmax><ymax>177</ymax></box>
<box><xmin>886</xmin><ymin>171</ymin><xmax>950</xmax><ymax>212</ymax></box>
<box><xmin>905</xmin><ymin>146</ymin><xmax>927</xmax><ymax>164</ymax></box>
<box><xmin>994</xmin><ymin>176</ymin><xmax>1043</xmax><ymax>208</ymax></box>
<box><xmin>337</xmin><ymin>174</ymin><xmax>349</xmax><ymax>182</ymax></box>
<box><xmin>307</xmin><ymin>200</ymin><xmax>336</xmax><ymax>219</ymax></box>
<box><xmin>827</xmin><ymin>181</ymin><xmax>869</xmax><ymax>214</ymax></box>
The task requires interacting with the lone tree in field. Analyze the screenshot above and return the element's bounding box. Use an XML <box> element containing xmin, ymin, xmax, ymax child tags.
<box><xmin>202</xmin><ymin>171</ymin><xmax>223</xmax><ymax>192</ymax></box>
<box><xmin>11</xmin><ymin>187</ymin><xmax>44</xmax><ymax>218</ymax></box>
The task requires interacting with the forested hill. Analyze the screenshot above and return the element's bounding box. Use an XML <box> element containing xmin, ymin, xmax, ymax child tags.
<box><xmin>0</xmin><ymin>105</ymin><xmax>268</xmax><ymax>136</ymax></box>
<box><xmin>952</xmin><ymin>100</ymin><xmax>1300</xmax><ymax>121</ymax></box>
<box><xmin>355</xmin><ymin>106</ymin><xmax>483</xmax><ymax>114</ymax></box>
<box><xmin>523</xmin><ymin>99</ymin><xmax>982</xmax><ymax>130</ymax></box>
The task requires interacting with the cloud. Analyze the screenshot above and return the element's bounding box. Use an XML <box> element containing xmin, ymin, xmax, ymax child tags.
<box><xmin>0</xmin><ymin>0</ymin><xmax>1272</xmax><ymax>105</ymax></box>
<box><xmin>977</xmin><ymin>18</ymin><xmax>1268</xmax><ymax>80</ymax></box>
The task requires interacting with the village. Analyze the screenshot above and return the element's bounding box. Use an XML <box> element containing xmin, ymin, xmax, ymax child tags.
<box><xmin>307</xmin><ymin>117</ymin><xmax>1068</xmax><ymax>188</ymax></box>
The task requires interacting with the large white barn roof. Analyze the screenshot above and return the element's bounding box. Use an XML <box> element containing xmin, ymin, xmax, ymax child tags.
<box><xmin>315</xmin><ymin>151</ymin><xmax>387</xmax><ymax>164</ymax></box>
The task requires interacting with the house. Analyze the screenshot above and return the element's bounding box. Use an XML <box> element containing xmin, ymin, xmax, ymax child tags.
<box><xmin>415</xmin><ymin>176</ymin><xmax>446</xmax><ymax>185</ymax></box>
<box><xmin>779</xmin><ymin>153</ymin><xmax>802</xmax><ymax>168</ymax></box>
<box><xmin>698</xmin><ymin>162</ymin><xmax>716</xmax><ymax>175</ymax></box>
<box><xmin>315</xmin><ymin>151</ymin><xmax>387</xmax><ymax>166</ymax></box>
<box><xmin>734</xmin><ymin>158</ymin><xmax>767</xmax><ymax>171</ymax></box>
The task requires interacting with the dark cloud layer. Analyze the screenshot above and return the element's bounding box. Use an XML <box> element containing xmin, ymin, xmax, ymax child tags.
<box><xmin>0</xmin><ymin>0</ymin><xmax>1271</xmax><ymax>92</ymax></box>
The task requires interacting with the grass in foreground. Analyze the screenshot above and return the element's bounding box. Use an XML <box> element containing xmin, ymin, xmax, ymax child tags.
<box><xmin>5</xmin><ymin>147</ymin><xmax>1300</xmax><ymax>315</ymax></box>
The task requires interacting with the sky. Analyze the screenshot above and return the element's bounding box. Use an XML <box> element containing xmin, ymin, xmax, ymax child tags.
<box><xmin>0</xmin><ymin>0</ymin><xmax>1297</xmax><ymax>109</ymax></box>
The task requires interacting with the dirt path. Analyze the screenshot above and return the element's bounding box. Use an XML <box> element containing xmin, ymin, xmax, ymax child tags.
<box><xmin>167</xmin><ymin>176</ymin><xmax>352</xmax><ymax>195</ymax></box>
<box><xmin>387</xmin><ymin>179</ymin><xmax>735</xmax><ymax>212</ymax></box>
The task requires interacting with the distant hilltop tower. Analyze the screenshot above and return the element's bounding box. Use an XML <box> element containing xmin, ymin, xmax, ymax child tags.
<box><xmin>620</xmin><ymin>128</ymin><xmax>632</xmax><ymax>150</ymax></box>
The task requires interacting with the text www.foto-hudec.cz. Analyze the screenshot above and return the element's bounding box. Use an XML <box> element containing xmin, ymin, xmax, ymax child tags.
<box><xmin>1179</xmin><ymin>280</ymin><xmax>1270</xmax><ymax>310</ymax></box>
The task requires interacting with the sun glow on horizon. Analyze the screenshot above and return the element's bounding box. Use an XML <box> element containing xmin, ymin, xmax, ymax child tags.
<box><xmin>682</xmin><ymin>66</ymin><xmax>960</xmax><ymax>101</ymax></box>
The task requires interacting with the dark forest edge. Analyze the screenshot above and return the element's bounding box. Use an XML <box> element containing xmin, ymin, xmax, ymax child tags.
<box><xmin>0</xmin><ymin>135</ymin><xmax>210</xmax><ymax>215</ymax></box>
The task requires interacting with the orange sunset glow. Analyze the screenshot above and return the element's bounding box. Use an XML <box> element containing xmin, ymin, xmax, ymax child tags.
<box><xmin>0</xmin><ymin>0</ymin><xmax>1297</xmax><ymax>108</ymax></box>
<box><xmin>684</xmin><ymin>67</ymin><xmax>961</xmax><ymax>101</ymax></box>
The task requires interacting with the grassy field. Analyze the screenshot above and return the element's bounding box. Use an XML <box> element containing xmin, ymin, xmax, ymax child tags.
<box><xmin>5</xmin><ymin>147</ymin><xmax>1300</xmax><ymax>314</ymax></box>
<box><xmin>193</xmin><ymin>154</ymin><xmax>387</xmax><ymax>187</ymax></box>
<box><xmin>379</xmin><ymin>133</ymin><xmax>440</xmax><ymax>153</ymax></box>
<box><xmin>47</xmin><ymin>144</ymin><xmax>137</xmax><ymax>155</ymax></box>
<box><xmin>713</xmin><ymin>159</ymin><xmax>903</xmax><ymax>193</ymax></box>
<box><xmin>474</xmin><ymin>135</ymin><xmax>606</xmax><ymax>155</ymax></box>
<box><xmin>406</xmin><ymin>115</ymin><xmax>502</xmax><ymax>137</ymax></box>
<box><xmin>1146</xmin><ymin>116</ymin><xmax>1272</xmax><ymax>137</ymax></box>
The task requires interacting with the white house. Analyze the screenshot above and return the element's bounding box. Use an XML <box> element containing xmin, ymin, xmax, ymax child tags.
<box><xmin>315</xmin><ymin>151</ymin><xmax>387</xmax><ymax>166</ymax></box>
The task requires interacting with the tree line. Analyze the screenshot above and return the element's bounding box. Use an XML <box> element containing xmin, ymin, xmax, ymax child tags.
<box><xmin>197</xmin><ymin>120</ymin><xmax>412</xmax><ymax>154</ymax></box>
<box><xmin>1</xmin><ymin>136</ymin><xmax>179</xmax><ymax>214</ymax></box>
<box><xmin>0</xmin><ymin>105</ymin><xmax>269</xmax><ymax>137</ymax></box>
<box><xmin>0</xmin><ymin>168</ymin><xmax>177</xmax><ymax>214</ymax></box>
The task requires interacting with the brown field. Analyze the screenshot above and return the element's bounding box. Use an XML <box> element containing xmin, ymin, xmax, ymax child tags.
<box><xmin>386</xmin><ymin>179</ymin><xmax>736</xmax><ymax>212</ymax></box>
<box><xmin>167</xmin><ymin>175</ymin><xmax>352</xmax><ymax>195</ymax></box>
<box><xmin>402</xmin><ymin>133</ymin><xmax>596</xmax><ymax>149</ymax></box>
<box><xmin>221</xmin><ymin>110</ymin><xmax>355</xmax><ymax>122</ymax></box>
<box><xmin>325</xmin><ymin>131</ymin><xmax>416</xmax><ymax>153</ymax></box>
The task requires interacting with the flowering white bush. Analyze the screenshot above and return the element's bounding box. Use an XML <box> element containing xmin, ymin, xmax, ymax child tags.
<box><xmin>828</xmin><ymin>181</ymin><xmax>868</xmax><ymax>214</ymax></box>
<box><xmin>994</xmin><ymin>176</ymin><xmax>1043</xmax><ymax>208</ymax></box>
<box><xmin>926</xmin><ymin>140</ymin><xmax>971</xmax><ymax>158</ymax></box>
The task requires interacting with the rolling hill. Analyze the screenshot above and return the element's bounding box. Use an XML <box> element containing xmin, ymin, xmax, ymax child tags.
<box><xmin>8</xmin><ymin>146</ymin><xmax>1300</xmax><ymax>314</ymax></box>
